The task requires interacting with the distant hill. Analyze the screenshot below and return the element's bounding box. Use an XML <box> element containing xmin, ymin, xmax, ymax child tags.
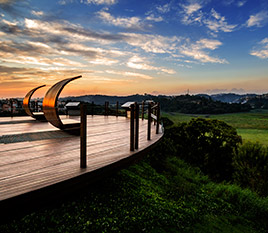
<box><xmin>153</xmin><ymin>95</ymin><xmax>251</xmax><ymax>114</ymax></box>
<box><xmin>60</xmin><ymin>94</ymin><xmax>252</xmax><ymax>114</ymax></box>
<box><xmin>60</xmin><ymin>94</ymin><xmax>155</xmax><ymax>105</ymax></box>
<box><xmin>246</xmin><ymin>94</ymin><xmax>268</xmax><ymax>109</ymax></box>
<box><xmin>198</xmin><ymin>93</ymin><xmax>257</xmax><ymax>103</ymax></box>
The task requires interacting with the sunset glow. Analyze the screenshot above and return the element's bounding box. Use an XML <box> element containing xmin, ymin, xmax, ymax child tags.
<box><xmin>0</xmin><ymin>0</ymin><xmax>268</xmax><ymax>98</ymax></box>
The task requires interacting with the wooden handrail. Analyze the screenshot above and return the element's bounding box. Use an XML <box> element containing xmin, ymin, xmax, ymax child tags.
<box><xmin>80</xmin><ymin>101</ymin><xmax>161</xmax><ymax>155</ymax></box>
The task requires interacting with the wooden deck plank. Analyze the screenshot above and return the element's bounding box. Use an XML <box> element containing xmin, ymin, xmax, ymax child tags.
<box><xmin>0</xmin><ymin>116</ymin><xmax>163</xmax><ymax>202</ymax></box>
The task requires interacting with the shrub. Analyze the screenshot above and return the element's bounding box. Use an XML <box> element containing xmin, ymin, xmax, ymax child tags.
<box><xmin>160</xmin><ymin>116</ymin><xmax>174</xmax><ymax>128</ymax></box>
<box><xmin>233</xmin><ymin>142</ymin><xmax>268</xmax><ymax>196</ymax></box>
<box><xmin>168</xmin><ymin>118</ymin><xmax>241</xmax><ymax>181</ymax></box>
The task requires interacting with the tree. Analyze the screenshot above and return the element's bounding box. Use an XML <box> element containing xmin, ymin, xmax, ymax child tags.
<box><xmin>167</xmin><ymin>118</ymin><xmax>242</xmax><ymax>181</ymax></box>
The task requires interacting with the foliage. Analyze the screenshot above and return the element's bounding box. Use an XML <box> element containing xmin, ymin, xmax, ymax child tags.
<box><xmin>160</xmin><ymin>116</ymin><xmax>174</xmax><ymax>128</ymax></box>
<box><xmin>1</xmin><ymin>116</ymin><xmax>268</xmax><ymax>232</ymax></box>
<box><xmin>2</xmin><ymin>155</ymin><xmax>268</xmax><ymax>233</ymax></box>
<box><xmin>162</xmin><ymin>110</ymin><xmax>268</xmax><ymax>146</ymax></box>
<box><xmin>153</xmin><ymin>95</ymin><xmax>251</xmax><ymax>114</ymax></box>
<box><xmin>233</xmin><ymin>142</ymin><xmax>268</xmax><ymax>196</ymax></box>
<box><xmin>167</xmin><ymin>118</ymin><xmax>241</xmax><ymax>181</ymax></box>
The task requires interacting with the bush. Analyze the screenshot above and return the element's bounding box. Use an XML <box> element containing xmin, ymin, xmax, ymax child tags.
<box><xmin>160</xmin><ymin>117</ymin><xmax>174</xmax><ymax>128</ymax></box>
<box><xmin>233</xmin><ymin>142</ymin><xmax>268</xmax><ymax>196</ymax></box>
<box><xmin>168</xmin><ymin>118</ymin><xmax>241</xmax><ymax>181</ymax></box>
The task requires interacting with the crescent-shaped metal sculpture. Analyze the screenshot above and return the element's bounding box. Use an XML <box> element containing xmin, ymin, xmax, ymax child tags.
<box><xmin>43</xmin><ymin>75</ymin><xmax>82</xmax><ymax>131</ymax></box>
<box><xmin>23</xmin><ymin>85</ymin><xmax>47</xmax><ymax>121</ymax></box>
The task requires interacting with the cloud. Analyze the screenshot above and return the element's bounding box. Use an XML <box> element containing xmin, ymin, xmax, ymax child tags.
<box><xmin>180</xmin><ymin>4</ymin><xmax>236</xmax><ymax>33</ymax></box>
<box><xmin>31</xmin><ymin>10</ymin><xmax>44</xmax><ymax>16</ymax></box>
<box><xmin>105</xmin><ymin>70</ymin><xmax>154</xmax><ymax>80</ymax></box>
<box><xmin>250</xmin><ymin>38</ymin><xmax>268</xmax><ymax>59</ymax></box>
<box><xmin>89</xmin><ymin>57</ymin><xmax>118</xmax><ymax>65</ymax></box>
<box><xmin>237</xmin><ymin>1</ymin><xmax>246</xmax><ymax>7</ymax></box>
<box><xmin>97</xmin><ymin>10</ymin><xmax>143</xmax><ymax>29</ymax></box>
<box><xmin>145</xmin><ymin>14</ymin><xmax>163</xmax><ymax>22</ymax></box>
<box><xmin>126</xmin><ymin>55</ymin><xmax>176</xmax><ymax>74</ymax></box>
<box><xmin>0</xmin><ymin>18</ymin><xmax>21</xmax><ymax>34</ymax></box>
<box><xmin>58</xmin><ymin>0</ymin><xmax>117</xmax><ymax>5</ymax></box>
<box><xmin>156</xmin><ymin>3</ymin><xmax>171</xmax><ymax>14</ymax></box>
<box><xmin>205</xmin><ymin>88</ymin><xmax>228</xmax><ymax>94</ymax></box>
<box><xmin>23</xmin><ymin>18</ymin><xmax>125</xmax><ymax>42</ymax></box>
<box><xmin>246</xmin><ymin>11</ymin><xmax>268</xmax><ymax>27</ymax></box>
<box><xmin>179</xmin><ymin>38</ymin><xmax>227</xmax><ymax>63</ymax></box>
<box><xmin>121</xmin><ymin>33</ymin><xmax>226</xmax><ymax>64</ymax></box>
<box><xmin>203</xmin><ymin>9</ymin><xmax>237</xmax><ymax>32</ymax></box>
<box><xmin>0</xmin><ymin>0</ymin><xmax>17</xmax><ymax>5</ymax></box>
<box><xmin>122</xmin><ymin>33</ymin><xmax>180</xmax><ymax>54</ymax></box>
<box><xmin>82</xmin><ymin>0</ymin><xmax>117</xmax><ymax>5</ymax></box>
<box><xmin>181</xmin><ymin>3</ymin><xmax>203</xmax><ymax>25</ymax></box>
<box><xmin>183</xmin><ymin>3</ymin><xmax>202</xmax><ymax>15</ymax></box>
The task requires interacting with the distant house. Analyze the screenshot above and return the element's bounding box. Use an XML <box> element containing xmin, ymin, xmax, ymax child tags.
<box><xmin>65</xmin><ymin>102</ymin><xmax>80</xmax><ymax>116</ymax></box>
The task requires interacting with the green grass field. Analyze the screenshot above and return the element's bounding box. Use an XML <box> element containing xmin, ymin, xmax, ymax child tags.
<box><xmin>162</xmin><ymin>109</ymin><xmax>268</xmax><ymax>146</ymax></box>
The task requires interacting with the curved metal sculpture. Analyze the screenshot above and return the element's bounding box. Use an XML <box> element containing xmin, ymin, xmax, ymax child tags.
<box><xmin>23</xmin><ymin>85</ymin><xmax>47</xmax><ymax>121</ymax></box>
<box><xmin>43</xmin><ymin>75</ymin><xmax>82</xmax><ymax>131</ymax></box>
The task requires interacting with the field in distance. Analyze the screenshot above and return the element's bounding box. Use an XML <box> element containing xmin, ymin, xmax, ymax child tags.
<box><xmin>163</xmin><ymin>109</ymin><xmax>268</xmax><ymax>146</ymax></box>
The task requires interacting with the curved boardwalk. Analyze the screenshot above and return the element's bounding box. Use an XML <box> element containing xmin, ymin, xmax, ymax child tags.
<box><xmin>0</xmin><ymin>115</ymin><xmax>163</xmax><ymax>218</ymax></box>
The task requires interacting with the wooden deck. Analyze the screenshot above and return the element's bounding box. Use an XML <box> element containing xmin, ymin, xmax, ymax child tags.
<box><xmin>0</xmin><ymin>115</ymin><xmax>163</xmax><ymax>214</ymax></box>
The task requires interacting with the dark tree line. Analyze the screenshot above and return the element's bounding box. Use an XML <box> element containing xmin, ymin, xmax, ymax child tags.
<box><xmin>153</xmin><ymin>95</ymin><xmax>251</xmax><ymax>114</ymax></box>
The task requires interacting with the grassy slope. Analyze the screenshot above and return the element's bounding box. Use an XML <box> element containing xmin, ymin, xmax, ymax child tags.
<box><xmin>162</xmin><ymin>110</ymin><xmax>268</xmax><ymax>145</ymax></box>
<box><xmin>1</xmin><ymin>156</ymin><xmax>267</xmax><ymax>233</ymax></box>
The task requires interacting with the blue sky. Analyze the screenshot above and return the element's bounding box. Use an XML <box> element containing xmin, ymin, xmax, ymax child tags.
<box><xmin>0</xmin><ymin>0</ymin><xmax>268</xmax><ymax>97</ymax></box>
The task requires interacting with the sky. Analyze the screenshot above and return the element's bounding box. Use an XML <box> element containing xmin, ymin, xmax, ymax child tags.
<box><xmin>0</xmin><ymin>0</ymin><xmax>268</xmax><ymax>98</ymax></box>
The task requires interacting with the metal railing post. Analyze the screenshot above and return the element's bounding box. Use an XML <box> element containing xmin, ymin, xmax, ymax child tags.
<box><xmin>147</xmin><ymin>102</ymin><xmax>151</xmax><ymax>140</ymax></box>
<box><xmin>156</xmin><ymin>102</ymin><xmax>160</xmax><ymax>134</ymax></box>
<box><xmin>130</xmin><ymin>104</ymin><xmax>135</xmax><ymax>151</ymax></box>
<box><xmin>135</xmin><ymin>102</ymin><xmax>139</xmax><ymax>149</ymax></box>
<box><xmin>80</xmin><ymin>103</ymin><xmax>87</xmax><ymax>168</ymax></box>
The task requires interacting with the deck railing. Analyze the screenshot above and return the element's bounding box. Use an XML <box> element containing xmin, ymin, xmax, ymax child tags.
<box><xmin>129</xmin><ymin>101</ymin><xmax>161</xmax><ymax>151</ymax></box>
<box><xmin>79</xmin><ymin>101</ymin><xmax>161</xmax><ymax>167</ymax></box>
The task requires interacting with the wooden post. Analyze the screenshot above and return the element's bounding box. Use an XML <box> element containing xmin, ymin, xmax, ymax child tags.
<box><xmin>156</xmin><ymin>102</ymin><xmax>160</xmax><ymax>134</ymax></box>
<box><xmin>116</xmin><ymin>101</ymin><xmax>119</xmax><ymax>117</ymax></box>
<box><xmin>105</xmin><ymin>101</ymin><xmax>109</xmax><ymax>116</ymax></box>
<box><xmin>154</xmin><ymin>107</ymin><xmax>156</xmax><ymax>125</ymax></box>
<box><xmin>147</xmin><ymin>102</ymin><xmax>151</xmax><ymax>140</ymax></box>
<box><xmin>130</xmin><ymin>104</ymin><xmax>135</xmax><ymax>151</ymax></box>
<box><xmin>10</xmin><ymin>99</ymin><xmax>13</xmax><ymax>117</ymax></box>
<box><xmin>91</xmin><ymin>101</ymin><xmax>94</xmax><ymax>116</ymax></box>
<box><xmin>141</xmin><ymin>101</ymin><xmax>144</xmax><ymax>120</ymax></box>
<box><xmin>80</xmin><ymin>103</ymin><xmax>87</xmax><ymax>168</ymax></box>
<box><xmin>135</xmin><ymin>102</ymin><xmax>139</xmax><ymax>149</ymax></box>
<box><xmin>104</xmin><ymin>102</ymin><xmax>107</xmax><ymax>115</ymax></box>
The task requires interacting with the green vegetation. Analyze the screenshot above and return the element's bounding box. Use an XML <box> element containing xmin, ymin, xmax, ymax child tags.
<box><xmin>1</xmin><ymin>119</ymin><xmax>268</xmax><ymax>232</ymax></box>
<box><xmin>166</xmin><ymin>118</ymin><xmax>241</xmax><ymax>181</ymax></box>
<box><xmin>1</xmin><ymin>157</ymin><xmax>267</xmax><ymax>232</ymax></box>
<box><xmin>162</xmin><ymin>110</ymin><xmax>268</xmax><ymax>145</ymax></box>
<box><xmin>233</xmin><ymin>142</ymin><xmax>268</xmax><ymax>196</ymax></box>
<box><xmin>153</xmin><ymin>95</ymin><xmax>251</xmax><ymax>114</ymax></box>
